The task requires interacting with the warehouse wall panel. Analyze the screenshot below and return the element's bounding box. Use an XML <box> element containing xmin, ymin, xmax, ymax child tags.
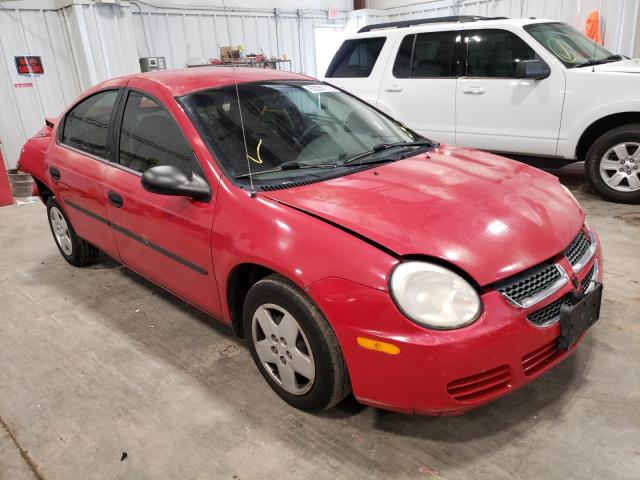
<box><xmin>129</xmin><ymin>8</ymin><xmax>338</xmax><ymax>75</ymax></box>
<box><xmin>0</xmin><ymin>6</ymin><xmax>80</xmax><ymax>171</ymax></box>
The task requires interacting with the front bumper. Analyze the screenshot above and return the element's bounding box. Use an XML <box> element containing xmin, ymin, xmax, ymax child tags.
<box><xmin>307</xmin><ymin>237</ymin><xmax>603</xmax><ymax>415</ymax></box>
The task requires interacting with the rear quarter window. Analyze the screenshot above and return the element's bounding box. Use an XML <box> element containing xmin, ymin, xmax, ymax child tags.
<box><xmin>325</xmin><ymin>37</ymin><xmax>386</xmax><ymax>78</ymax></box>
<box><xmin>61</xmin><ymin>90</ymin><xmax>119</xmax><ymax>159</ymax></box>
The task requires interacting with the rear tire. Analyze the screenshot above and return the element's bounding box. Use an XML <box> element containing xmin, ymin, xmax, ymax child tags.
<box><xmin>46</xmin><ymin>197</ymin><xmax>100</xmax><ymax>267</ymax></box>
<box><xmin>585</xmin><ymin>124</ymin><xmax>640</xmax><ymax>203</ymax></box>
<box><xmin>243</xmin><ymin>274</ymin><xmax>350</xmax><ymax>411</ymax></box>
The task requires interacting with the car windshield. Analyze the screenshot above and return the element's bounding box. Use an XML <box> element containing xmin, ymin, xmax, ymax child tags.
<box><xmin>524</xmin><ymin>22</ymin><xmax>618</xmax><ymax>68</ymax></box>
<box><xmin>180</xmin><ymin>81</ymin><xmax>421</xmax><ymax>183</ymax></box>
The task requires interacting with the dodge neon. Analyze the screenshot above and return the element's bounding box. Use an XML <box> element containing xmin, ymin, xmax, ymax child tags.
<box><xmin>17</xmin><ymin>67</ymin><xmax>603</xmax><ymax>414</ymax></box>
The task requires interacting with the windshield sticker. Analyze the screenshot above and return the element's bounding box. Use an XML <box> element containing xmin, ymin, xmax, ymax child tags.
<box><xmin>302</xmin><ymin>84</ymin><xmax>339</xmax><ymax>94</ymax></box>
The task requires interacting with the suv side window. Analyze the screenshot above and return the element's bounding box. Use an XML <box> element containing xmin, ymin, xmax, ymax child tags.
<box><xmin>393</xmin><ymin>32</ymin><xmax>458</xmax><ymax>78</ymax></box>
<box><xmin>325</xmin><ymin>37</ymin><xmax>386</xmax><ymax>78</ymax></box>
<box><xmin>61</xmin><ymin>90</ymin><xmax>119</xmax><ymax>159</ymax></box>
<box><xmin>465</xmin><ymin>29</ymin><xmax>537</xmax><ymax>78</ymax></box>
<box><xmin>118</xmin><ymin>91</ymin><xmax>194</xmax><ymax>174</ymax></box>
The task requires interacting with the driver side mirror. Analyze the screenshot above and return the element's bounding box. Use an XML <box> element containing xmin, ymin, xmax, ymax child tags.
<box><xmin>141</xmin><ymin>165</ymin><xmax>211</xmax><ymax>202</ymax></box>
<box><xmin>515</xmin><ymin>59</ymin><xmax>551</xmax><ymax>80</ymax></box>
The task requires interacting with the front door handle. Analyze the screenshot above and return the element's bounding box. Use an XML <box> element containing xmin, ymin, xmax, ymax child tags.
<box><xmin>107</xmin><ymin>191</ymin><xmax>124</xmax><ymax>208</ymax></box>
<box><xmin>462</xmin><ymin>86</ymin><xmax>486</xmax><ymax>95</ymax></box>
<box><xmin>385</xmin><ymin>84</ymin><xmax>403</xmax><ymax>92</ymax></box>
<box><xmin>49</xmin><ymin>167</ymin><xmax>61</xmax><ymax>181</ymax></box>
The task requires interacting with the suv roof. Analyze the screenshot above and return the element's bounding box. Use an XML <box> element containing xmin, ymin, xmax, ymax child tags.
<box><xmin>356</xmin><ymin>16</ymin><xmax>554</xmax><ymax>35</ymax></box>
<box><xmin>357</xmin><ymin>15</ymin><xmax>508</xmax><ymax>33</ymax></box>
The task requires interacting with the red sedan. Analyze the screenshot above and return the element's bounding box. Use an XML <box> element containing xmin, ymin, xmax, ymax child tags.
<box><xmin>17</xmin><ymin>68</ymin><xmax>603</xmax><ymax>414</ymax></box>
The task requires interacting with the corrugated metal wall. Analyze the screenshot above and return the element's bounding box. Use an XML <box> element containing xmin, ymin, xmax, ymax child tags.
<box><xmin>129</xmin><ymin>9</ymin><xmax>345</xmax><ymax>76</ymax></box>
<box><xmin>0</xmin><ymin>7</ymin><xmax>80</xmax><ymax>172</ymax></box>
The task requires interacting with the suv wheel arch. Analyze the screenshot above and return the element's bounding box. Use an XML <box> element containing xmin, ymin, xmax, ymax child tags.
<box><xmin>576</xmin><ymin>112</ymin><xmax>640</xmax><ymax>160</ymax></box>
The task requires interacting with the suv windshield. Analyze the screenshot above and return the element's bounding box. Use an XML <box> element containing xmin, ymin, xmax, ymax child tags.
<box><xmin>525</xmin><ymin>22</ymin><xmax>618</xmax><ymax>68</ymax></box>
<box><xmin>180</xmin><ymin>81</ymin><xmax>424</xmax><ymax>183</ymax></box>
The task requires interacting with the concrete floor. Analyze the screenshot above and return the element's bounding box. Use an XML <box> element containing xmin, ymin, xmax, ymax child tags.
<box><xmin>1</xmin><ymin>164</ymin><xmax>639</xmax><ymax>480</ymax></box>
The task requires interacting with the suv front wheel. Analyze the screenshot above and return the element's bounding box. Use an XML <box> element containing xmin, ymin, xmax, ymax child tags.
<box><xmin>586</xmin><ymin>124</ymin><xmax>640</xmax><ymax>203</ymax></box>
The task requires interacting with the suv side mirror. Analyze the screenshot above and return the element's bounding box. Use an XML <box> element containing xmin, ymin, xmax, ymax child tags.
<box><xmin>515</xmin><ymin>59</ymin><xmax>551</xmax><ymax>80</ymax></box>
<box><xmin>141</xmin><ymin>165</ymin><xmax>211</xmax><ymax>201</ymax></box>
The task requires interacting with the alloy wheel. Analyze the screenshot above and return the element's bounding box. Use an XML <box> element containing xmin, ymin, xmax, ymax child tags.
<box><xmin>49</xmin><ymin>206</ymin><xmax>73</xmax><ymax>255</ymax></box>
<box><xmin>599</xmin><ymin>142</ymin><xmax>640</xmax><ymax>192</ymax></box>
<box><xmin>251</xmin><ymin>303</ymin><xmax>315</xmax><ymax>395</ymax></box>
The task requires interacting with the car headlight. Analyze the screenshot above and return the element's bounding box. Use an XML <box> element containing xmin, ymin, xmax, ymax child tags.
<box><xmin>390</xmin><ymin>261</ymin><xmax>481</xmax><ymax>330</ymax></box>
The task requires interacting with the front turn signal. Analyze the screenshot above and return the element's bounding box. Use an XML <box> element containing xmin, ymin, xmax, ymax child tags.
<box><xmin>357</xmin><ymin>337</ymin><xmax>400</xmax><ymax>355</ymax></box>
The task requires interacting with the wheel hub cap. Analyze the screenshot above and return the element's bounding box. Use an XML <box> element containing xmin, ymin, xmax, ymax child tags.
<box><xmin>49</xmin><ymin>206</ymin><xmax>73</xmax><ymax>255</ymax></box>
<box><xmin>252</xmin><ymin>303</ymin><xmax>315</xmax><ymax>395</ymax></box>
<box><xmin>600</xmin><ymin>142</ymin><xmax>640</xmax><ymax>192</ymax></box>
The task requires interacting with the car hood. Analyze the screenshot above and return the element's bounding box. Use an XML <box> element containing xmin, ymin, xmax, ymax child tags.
<box><xmin>593</xmin><ymin>58</ymin><xmax>640</xmax><ymax>73</ymax></box>
<box><xmin>261</xmin><ymin>146</ymin><xmax>584</xmax><ymax>286</ymax></box>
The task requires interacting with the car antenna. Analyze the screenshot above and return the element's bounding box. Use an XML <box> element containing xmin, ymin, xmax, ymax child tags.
<box><xmin>222</xmin><ymin>0</ymin><xmax>256</xmax><ymax>198</ymax></box>
<box><xmin>591</xmin><ymin>16</ymin><xmax>599</xmax><ymax>73</ymax></box>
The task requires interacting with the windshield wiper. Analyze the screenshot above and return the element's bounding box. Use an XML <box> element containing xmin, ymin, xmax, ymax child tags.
<box><xmin>341</xmin><ymin>140</ymin><xmax>433</xmax><ymax>165</ymax></box>
<box><xmin>572</xmin><ymin>54</ymin><xmax>623</xmax><ymax>68</ymax></box>
<box><xmin>236</xmin><ymin>161</ymin><xmax>338</xmax><ymax>179</ymax></box>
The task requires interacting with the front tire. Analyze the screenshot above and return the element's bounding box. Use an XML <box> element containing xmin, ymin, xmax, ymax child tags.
<box><xmin>585</xmin><ymin>125</ymin><xmax>640</xmax><ymax>203</ymax></box>
<box><xmin>46</xmin><ymin>197</ymin><xmax>99</xmax><ymax>267</ymax></box>
<box><xmin>243</xmin><ymin>274</ymin><xmax>350</xmax><ymax>411</ymax></box>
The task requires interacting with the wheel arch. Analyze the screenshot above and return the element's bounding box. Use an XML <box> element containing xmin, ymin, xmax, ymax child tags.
<box><xmin>32</xmin><ymin>176</ymin><xmax>54</xmax><ymax>205</ymax></box>
<box><xmin>226</xmin><ymin>262</ymin><xmax>284</xmax><ymax>338</ymax></box>
<box><xmin>576</xmin><ymin>112</ymin><xmax>640</xmax><ymax>160</ymax></box>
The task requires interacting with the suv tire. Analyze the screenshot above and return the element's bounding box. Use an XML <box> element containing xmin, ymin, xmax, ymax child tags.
<box><xmin>585</xmin><ymin>124</ymin><xmax>640</xmax><ymax>203</ymax></box>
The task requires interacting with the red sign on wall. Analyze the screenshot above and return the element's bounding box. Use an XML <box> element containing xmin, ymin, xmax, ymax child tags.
<box><xmin>14</xmin><ymin>56</ymin><xmax>44</xmax><ymax>75</ymax></box>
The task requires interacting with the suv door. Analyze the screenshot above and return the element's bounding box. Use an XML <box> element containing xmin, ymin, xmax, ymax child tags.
<box><xmin>378</xmin><ymin>29</ymin><xmax>462</xmax><ymax>144</ymax></box>
<box><xmin>51</xmin><ymin>88</ymin><xmax>121</xmax><ymax>258</ymax></box>
<box><xmin>456</xmin><ymin>27</ymin><xmax>565</xmax><ymax>156</ymax></box>
<box><xmin>103</xmin><ymin>88</ymin><xmax>220</xmax><ymax>316</ymax></box>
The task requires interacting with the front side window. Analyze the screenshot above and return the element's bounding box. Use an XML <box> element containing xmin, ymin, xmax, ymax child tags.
<box><xmin>393</xmin><ymin>32</ymin><xmax>458</xmax><ymax>78</ymax></box>
<box><xmin>465</xmin><ymin>29</ymin><xmax>537</xmax><ymax>78</ymax></box>
<box><xmin>180</xmin><ymin>81</ymin><xmax>423</xmax><ymax>183</ymax></box>
<box><xmin>118</xmin><ymin>91</ymin><xmax>194</xmax><ymax>174</ymax></box>
<box><xmin>325</xmin><ymin>37</ymin><xmax>386</xmax><ymax>78</ymax></box>
<box><xmin>62</xmin><ymin>90</ymin><xmax>119</xmax><ymax>158</ymax></box>
<box><xmin>524</xmin><ymin>22</ymin><xmax>617</xmax><ymax>68</ymax></box>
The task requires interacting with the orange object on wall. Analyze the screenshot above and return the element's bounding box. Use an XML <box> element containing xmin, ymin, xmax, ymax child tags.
<box><xmin>0</xmin><ymin>145</ymin><xmax>14</xmax><ymax>207</ymax></box>
<box><xmin>585</xmin><ymin>10</ymin><xmax>603</xmax><ymax>45</ymax></box>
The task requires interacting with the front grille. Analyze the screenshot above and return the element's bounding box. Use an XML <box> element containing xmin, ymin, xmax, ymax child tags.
<box><xmin>581</xmin><ymin>263</ymin><xmax>596</xmax><ymax>290</ymax></box>
<box><xmin>564</xmin><ymin>229</ymin><xmax>591</xmax><ymax>267</ymax></box>
<box><xmin>497</xmin><ymin>263</ymin><xmax>562</xmax><ymax>306</ymax></box>
<box><xmin>522</xmin><ymin>339</ymin><xmax>563</xmax><ymax>376</ymax></box>
<box><xmin>447</xmin><ymin>365</ymin><xmax>511</xmax><ymax>403</ymax></box>
<box><xmin>527</xmin><ymin>293</ymin><xmax>574</xmax><ymax>326</ymax></box>
<box><xmin>527</xmin><ymin>263</ymin><xmax>597</xmax><ymax>326</ymax></box>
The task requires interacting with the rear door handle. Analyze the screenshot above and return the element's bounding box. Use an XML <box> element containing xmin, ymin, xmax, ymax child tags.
<box><xmin>462</xmin><ymin>86</ymin><xmax>486</xmax><ymax>95</ymax></box>
<box><xmin>107</xmin><ymin>191</ymin><xmax>124</xmax><ymax>208</ymax></box>
<box><xmin>385</xmin><ymin>84</ymin><xmax>403</xmax><ymax>92</ymax></box>
<box><xmin>49</xmin><ymin>167</ymin><xmax>61</xmax><ymax>181</ymax></box>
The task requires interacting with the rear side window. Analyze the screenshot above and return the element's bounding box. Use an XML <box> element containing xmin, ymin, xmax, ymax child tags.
<box><xmin>466</xmin><ymin>29</ymin><xmax>537</xmax><ymax>78</ymax></box>
<box><xmin>62</xmin><ymin>90</ymin><xmax>119</xmax><ymax>158</ymax></box>
<box><xmin>325</xmin><ymin>37</ymin><xmax>386</xmax><ymax>78</ymax></box>
<box><xmin>393</xmin><ymin>32</ymin><xmax>458</xmax><ymax>78</ymax></box>
<box><xmin>118</xmin><ymin>91</ymin><xmax>194</xmax><ymax>174</ymax></box>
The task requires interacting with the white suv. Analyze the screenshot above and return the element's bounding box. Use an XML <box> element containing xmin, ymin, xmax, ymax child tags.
<box><xmin>325</xmin><ymin>15</ymin><xmax>640</xmax><ymax>203</ymax></box>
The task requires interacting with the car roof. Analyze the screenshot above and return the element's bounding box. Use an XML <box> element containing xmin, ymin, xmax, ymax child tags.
<box><xmin>106</xmin><ymin>67</ymin><xmax>315</xmax><ymax>97</ymax></box>
<box><xmin>351</xmin><ymin>17</ymin><xmax>558</xmax><ymax>38</ymax></box>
